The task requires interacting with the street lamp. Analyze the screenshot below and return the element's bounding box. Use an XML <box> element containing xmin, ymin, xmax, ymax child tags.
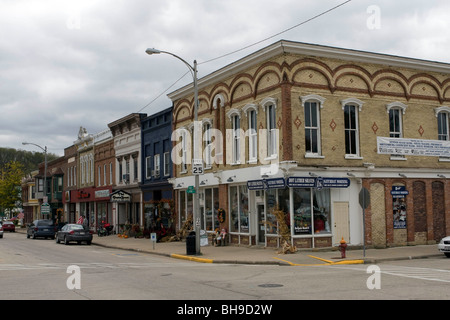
<box><xmin>146</xmin><ymin>48</ymin><xmax>201</xmax><ymax>255</ymax></box>
<box><xmin>22</xmin><ymin>142</ymin><xmax>48</xmax><ymax>212</ymax></box>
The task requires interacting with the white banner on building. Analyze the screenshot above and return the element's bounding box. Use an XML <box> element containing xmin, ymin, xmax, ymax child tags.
<box><xmin>377</xmin><ymin>137</ymin><xmax>450</xmax><ymax>157</ymax></box>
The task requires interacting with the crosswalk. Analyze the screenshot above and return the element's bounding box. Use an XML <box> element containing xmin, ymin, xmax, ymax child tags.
<box><xmin>0</xmin><ymin>261</ymin><xmax>194</xmax><ymax>271</ymax></box>
<box><xmin>331</xmin><ymin>264</ymin><xmax>450</xmax><ymax>283</ymax></box>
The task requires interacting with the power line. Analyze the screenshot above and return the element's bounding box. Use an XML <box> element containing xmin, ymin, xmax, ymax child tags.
<box><xmin>138</xmin><ymin>0</ymin><xmax>352</xmax><ymax>112</ymax></box>
<box><xmin>199</xmin><ymin>0</ymin><xmax>352</xmax><ymax>66</ymax></box>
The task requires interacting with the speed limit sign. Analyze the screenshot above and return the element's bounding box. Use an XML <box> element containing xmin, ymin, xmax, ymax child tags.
<box><xmin>192</xmin><ymin>159</ymin><xmax>204</xmax><ymax>175</ymax></box>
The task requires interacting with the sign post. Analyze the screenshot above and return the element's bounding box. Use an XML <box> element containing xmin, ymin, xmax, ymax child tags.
<box><xmin>150</xmin><ymin>232</ymin><xmax>157</xmax><ymax>250</ymax></box>
<box><xmin>359</xmin><ymin>187</ymin><xmax>370</xmax><ymax>257</ymax></box>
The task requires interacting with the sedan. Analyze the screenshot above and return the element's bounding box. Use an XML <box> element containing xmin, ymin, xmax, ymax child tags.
<box><xmin>56</xmin><ymin>224</ymin><xmax>93</xmax><ymax>245</ymax></box>
<box><xmin>2</xmin><ymin>221</ymin><xmax>15</xmax><ymax>232</ymax></box>
<box><xmin>438</xmin><ymin>236</ymin><xmax>450</xmax><ymax>258</ymax></box>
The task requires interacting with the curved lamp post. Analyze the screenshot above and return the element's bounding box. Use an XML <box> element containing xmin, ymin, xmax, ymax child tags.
<box><xmin>145</xmin><ymin>48</ymin><xmax>201</xmax><ymax>255</ymax></box>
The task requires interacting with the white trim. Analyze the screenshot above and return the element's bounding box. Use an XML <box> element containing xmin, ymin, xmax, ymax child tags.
<box><xmin>386</xmin><ymin>101</ymin><xmax>408</xmax><ymax>114</ymax></box>
<box><xmin>340</xmin><ymin>98</ymin><xmax>364</xmax><ymax>111</ymax></box>
<box><xmin>301</xmin><ymin>94</ymin><xmax>326</xmax><ymax>109</ymax></box>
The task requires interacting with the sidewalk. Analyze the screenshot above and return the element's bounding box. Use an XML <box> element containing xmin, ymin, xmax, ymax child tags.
<box><xmin>90</xmin><ymin>233</ymin><xmax>443</xmax><ymax>266</ymax></box>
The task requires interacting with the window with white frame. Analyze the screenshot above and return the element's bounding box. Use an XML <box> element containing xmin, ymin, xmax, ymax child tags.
<box><xmin>341</xmin><ymin>98</ymin><xmax>363</xmax><ymax>158</ymax></box>
<box><xmin>203</xmin><ymin>120</ymin><xmax>212</xmax><ymax>168</ymax></box>
<box><xmin>261</xmin><ymin>98</ymin><xmax>278</xmax><ymax>159</ymax></box>
<box><xmin>437</xmin><ymin>107</ymin><xmax>450</xmax><ymax>141</ymax></box>
<box><xmin>387</xmin><ymin>102</ymin><xmax>407</xmax><ymax>160</ymax></box>
<box><xmin>301</xmin><ymin>95</ymin><xmax>325</xmax><ymax>157</ymax></box>
<box><xmin>243</xmin><ymin>103</ymin><xmax>258</xmax><ymax>163</ymax></box>
<box><xmin>389</xmin><ymin>108</ymin><xmax>403</xmax><ymax>138</ymax></box>
<box><xmin>181</xmin><ymin>130</ymin><xmax>188</xmax><ymax>173</ymax></box>
<box><xmin>232</xmin><ymin>115</ymin><xmax>241</xmax><ymax>163</ymax></box>
<box><xmin>154</xmin><ymin>154</ymin><xmax>160</xmax><ymax>178</ymax></box>
<box><xmin>164</xmin><ymin>151</ymin><xmax>170</xmax><ymax>176</ymax></box>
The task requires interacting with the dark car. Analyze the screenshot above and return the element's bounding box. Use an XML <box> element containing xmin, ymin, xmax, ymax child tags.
<box><xmin>27</xmin><ymin>219</ymin><xmax>56</xmax><ymax>239</ymax></box>
<box><xmin>2</xmin><ymin>221</ymin><xmax>15</xmax><ymax>232</ymax></box>
<box><xmin>56</xmin><ymin>224</ymin><xmax>92</xmax><ymax>245</ymax></box>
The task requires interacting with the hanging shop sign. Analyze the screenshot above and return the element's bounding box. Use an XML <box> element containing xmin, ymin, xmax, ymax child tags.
<box><xmin>110</xmin><ymin>190</ymin><xmax>132</xmax><ymax>202</ymax></box>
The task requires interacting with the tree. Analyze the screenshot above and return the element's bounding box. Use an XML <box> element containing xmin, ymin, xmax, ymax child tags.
<box><xmin>0</xmin><ymin>161</ymin><xmax>24</xmax><ymax>218</ymax></box>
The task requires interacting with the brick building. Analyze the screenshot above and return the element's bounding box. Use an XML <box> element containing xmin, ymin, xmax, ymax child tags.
<box><xmin>169</xmin><ymin>40</ymin><xmax>450</xmax><ymax>249</ymax></box>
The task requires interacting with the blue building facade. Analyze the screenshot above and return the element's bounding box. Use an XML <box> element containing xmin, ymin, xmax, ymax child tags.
<box><xmin>140</xmin><ymin>107</ymin><xmax>174</xmax><ymax>238</ymax></box>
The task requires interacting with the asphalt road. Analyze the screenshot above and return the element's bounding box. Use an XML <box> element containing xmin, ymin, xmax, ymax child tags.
<box><xmin>1</xmin><ymin>232</ymin><xmax>449</xmax><ymax>301</ymax></box>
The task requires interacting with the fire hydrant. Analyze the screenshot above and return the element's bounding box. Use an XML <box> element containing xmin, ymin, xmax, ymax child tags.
<box><xmin>338</xmin><ymin>237</ymin><xmax>347</xmax><ymax>258</ymax></box>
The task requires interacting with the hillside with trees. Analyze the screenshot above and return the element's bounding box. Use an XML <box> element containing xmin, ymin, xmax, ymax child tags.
<box><xmin>0</xmin><ymin>147</ymin><xmax>59</xmax><ymax>175</ymax></box>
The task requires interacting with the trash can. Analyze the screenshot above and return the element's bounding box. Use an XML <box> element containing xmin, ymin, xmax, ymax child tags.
<box><xmin>186</xmin><ymin>231</ymin><xmax>196</xmax><ymax>255</ymax></box>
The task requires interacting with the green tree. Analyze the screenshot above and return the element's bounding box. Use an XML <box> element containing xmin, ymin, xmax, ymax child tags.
<box><xmin>0</xmin><ymin>161</ymin><xmax>24</xmax><ymax>218</ymax></box>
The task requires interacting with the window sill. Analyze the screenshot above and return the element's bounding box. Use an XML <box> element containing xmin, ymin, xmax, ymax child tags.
<box><xmin>439</xmin><ymin>157</ymin><xmax>450</xmax><ymax>162</ymax></box>
<box><xmin>345</xmin><ymin>155</ymin><xmax>363</xmax><ymax>160</ymax></box>
<box><xmin>305</xmin><ymin>154</ymin><xmax>324</xmax><ymax>159</ymax></box>
<box><xmin>390</xmin><ymin>156</ymin><xmax>407</xmax><ymax>161</ymax></box>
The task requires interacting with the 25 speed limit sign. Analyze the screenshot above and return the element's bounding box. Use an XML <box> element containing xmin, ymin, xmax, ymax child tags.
<box><xmin>192</xmin><ymin>159</ymin><xmax>204</xmax><ymax>175</ymax></box>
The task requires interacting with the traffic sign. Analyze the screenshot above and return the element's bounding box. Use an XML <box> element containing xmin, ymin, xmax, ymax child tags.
<box><xmin>192</xmin><ymin>159</ymin><xmax>204</xmax><ymax>175</ymax></box>
<box><xmin>359</xmin><ymin>187</ymin><xmax>370</xmax><ymax>209</ymax></box>
<box><xmin>41</xmin><ymin>203</ymin><xmax>50</xmax><ymax>214</ymax></box>
<box><xmin>186</xmin><ymin>186</ymin><xmax>196</xmax><ymax>194</ymax></box>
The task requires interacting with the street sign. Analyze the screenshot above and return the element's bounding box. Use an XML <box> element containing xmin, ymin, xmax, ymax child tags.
<box><xmin>41</xmin><ymin>203</ymin><xmax>50</xmax><ymax>214</ymax></box>
<box><xmin>192</xmin><ymin>159</ymin><xmax>204</xmax><ymax>175</ymax></box>
<box><xmin>186</xmin><ymin>186</ymin><xmax>196</xmax><ymax>194</ymax></box>
<box><xmin>359</xmin><ymin>187</ymin><xmax>370</xmax><ymax>209</ymax></box>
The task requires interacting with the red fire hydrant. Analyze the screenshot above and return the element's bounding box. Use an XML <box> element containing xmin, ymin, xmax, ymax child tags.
<box><xmin>338</xmin><ymin>237</ymin><xmax>347</xmax><ymax>258</ymax></box>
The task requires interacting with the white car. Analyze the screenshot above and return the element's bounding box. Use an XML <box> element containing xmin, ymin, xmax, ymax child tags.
<box><xmin>438</xmin><ymin>236</ymin><xmax>450</xmax><ymax>258</ymax></box>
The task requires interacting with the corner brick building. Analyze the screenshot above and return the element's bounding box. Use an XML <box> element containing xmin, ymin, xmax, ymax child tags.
<box><xmin>169</xmin><ymin>40</ymin><xmax>450</xmax><ymax>249</ymax></box>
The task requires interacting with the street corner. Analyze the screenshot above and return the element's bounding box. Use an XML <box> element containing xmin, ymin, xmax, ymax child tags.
<box><xmin>272</xmin><ymin>254</ymin><xmax>364</xmax><ymax>266</ymax></box>
<box><xmin>170</xmin><ymin>253</ymin><xmax>214</xmax><ymax>264</ymax></box>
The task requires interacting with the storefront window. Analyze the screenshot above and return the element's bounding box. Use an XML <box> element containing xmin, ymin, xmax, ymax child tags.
<box><xmin>229</xmin><ymin>185</ymin><xmax>249</xmax><ymax>233</ymax></box>
<box><xmin>203</xmin><ymin>188</ymin><xmax>219</xmax><ymax>231</ymax></box>
<box><xmin>293</xmin><ymin>188</ymin><xmax>330</xmax><ymax>235</ymax></box>
<box><xmin>313</xmin><ymin>189</ymin><xmax>331</xmax><ymax>234</ymax></box>
<box><xmin>97</xmin><ymin>202</ymin><xmax>107</xmax><ymax>226</ymax></box>
<box><xmin>179</xmin><ymin>191</ymin><xmax>186</xmax><ymax>226</ymax></box>
<box><xmin>265</xmin><ymin>189</ymin><xmax>278</xmax><ymax>235</ymax></box>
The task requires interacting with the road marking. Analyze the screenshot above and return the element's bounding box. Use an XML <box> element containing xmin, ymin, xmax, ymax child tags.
<box><xmin>273</xmin><ymin>255</ymin><xmax>364</xmax><ymax>266</ymax></box>
<box><xmin>331</xmin><ymin>264</ymin><xmax>450</xmax><ymax>283</ymax></box>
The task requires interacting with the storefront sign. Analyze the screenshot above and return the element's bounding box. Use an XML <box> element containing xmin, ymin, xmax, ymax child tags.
<box><xmin>110</xmin><ymin>190</ymin><xmax>131</xmax><ymax>202</ymax></box>
<box><xmin>377</xmin><ymin>136</ymin><xmax>450</xmax><ymax>157</ymax></box>
<box><xmin>247</xmin><ymin>178</ymin><xmax>285</xmax><ymax>190</ymax></box>
<box><xmin>287</xmin><ymin>177</ymin><xmax>350</xmax><ymax>189</ymax></box>
<box><xmin>390</xmin><ymin>186</ymin><xmax>409</xmax><ymax>198</ymax></box>
<box><xmin>287</xmin><ymin>177</ymin><xmax>316</xmax><ymax>188</ymax></box>
<box><xmin>95</xmin><ymin>189</ymin><xmax>110</xmax><ymax>198</ymax></box>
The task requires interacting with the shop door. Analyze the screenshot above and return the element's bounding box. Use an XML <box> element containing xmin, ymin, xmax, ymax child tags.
<box><xmin>257</xmin><ymin>204</ymin><xmax>265</xmax><ymax>244</ymax></box>
<box><xmin>333</xmin><ymin>202</ymin><xmax>349</xmax><ymax>245</ymax></box>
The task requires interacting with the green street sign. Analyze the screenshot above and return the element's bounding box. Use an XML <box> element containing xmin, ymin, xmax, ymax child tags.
<box><xmin>186</xmin><ymin>186</ymin><xmax>196</xmax><ymax>194</ymax></box>
<box><xmin>41</xmin><ymin>203</ymin><xmax>50</xmax><ymax>214</ymax></box>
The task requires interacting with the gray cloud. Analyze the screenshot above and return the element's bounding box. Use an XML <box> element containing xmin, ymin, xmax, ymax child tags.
<box><xmin>2</xmin><ymin>0</ymin><xmax>449</xmax><ymax>155</ymax></box>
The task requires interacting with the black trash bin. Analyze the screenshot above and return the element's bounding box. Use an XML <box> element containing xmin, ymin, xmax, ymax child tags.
<box><xmin>186</xmin><ymin>231</ymin><xmax>196</xmax><ymax>255</ymax></box>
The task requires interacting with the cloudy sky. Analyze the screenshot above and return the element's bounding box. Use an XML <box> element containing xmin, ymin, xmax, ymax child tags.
<box><xmin>2</xmin><ymin>0</ymin><xmax>450</xmax><ymax>156</ymax></box>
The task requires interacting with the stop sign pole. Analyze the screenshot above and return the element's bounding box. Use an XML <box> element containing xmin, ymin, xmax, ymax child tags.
<box><xmin>359</xmin><ymin>187</ymin><xmax>370</xmax><ymax>257</ymax></box>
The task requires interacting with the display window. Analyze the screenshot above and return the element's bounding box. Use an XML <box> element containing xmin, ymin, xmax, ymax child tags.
<box><xmin>229</xmin><ymin>185</ymin><xmax>249</xmax><ymax>233</ymax></box>
<box><xmin>293</xmin><ymin>188</ymin><xmax>331</xmax><ymax>235</ymax></box>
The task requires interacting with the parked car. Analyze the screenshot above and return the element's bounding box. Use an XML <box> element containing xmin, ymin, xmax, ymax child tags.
<box><xmin>56</xmin><ymin>224</ymin><xmax>92</xmax><ymax>245</ymax></box>
<box><xmin>438</xmin><ymin>236</ymin><xmax>450</xmax><ymax>258</ymax></box>
<box><xmin>27</xmin><ymin>219</ymin><xmax>56</xmax><ymax>239</ymax></box>
<box><xmin>0</xmin><ymin>224</ymin><xmax>3</xmax><ymax>238</ymax></box>
<box><xmin>2</xmin><ymin>221</ymin><xmax>15</xmax><ymax>232</ymax></box>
